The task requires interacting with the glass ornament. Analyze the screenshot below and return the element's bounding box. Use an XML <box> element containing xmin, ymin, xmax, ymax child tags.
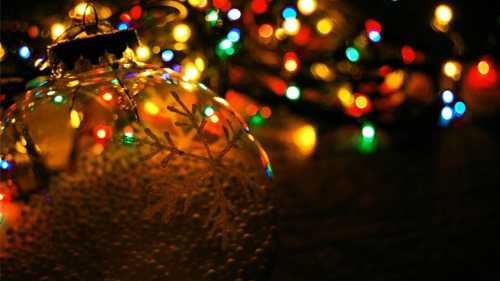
<box><xmin>0</xmin><ymin>4</ymin><xmax>275</xmax><ymax>281</ymax></box>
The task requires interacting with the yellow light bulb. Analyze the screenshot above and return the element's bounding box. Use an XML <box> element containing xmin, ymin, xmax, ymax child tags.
<box><xmin>338</xmin><ymin>87</ymin><xmax>354</xmax><ymax>107</ymax></box>
<box><xmin>293</xmin><ymin>124</ymin><xmax>317</xmax><ymax>157</ymax></box>
<box><xmin>355</xmin><ymin>96</ymin><xmax>368</xmax><ymax>109</ymax></box>
<box><xmin>173</xmin><ymin>24</ymin><xmax>191</xmax><ymax>43</ymax></box>
<box><xmin>311</xmin><ymin>63</ymin><xmax>333</xmax><ymax>81</ymax></box>
<box><xmin>478</xmin><ymin>61</ymin><xmax>490</xmax><ymax>75</ymax></box>
<box><xmin>183</xmin><ymin>63</ymin><xmax>201</xmax><ymax>81</ymax></box>
<box><xmin>283</xmin><ymin>18</ymin><xmax>301</xmax><ymax>35</ymax></box>
<box><xmin>51</xmin><ymin>23</ymin><xmax>66</xmax><ymax>40</ymax></box>
<box><xmin>135</xmin><ymin>46</ymin><xmax>151</xmax><ymax>61</ymax></box>
<box><xmin>70</xmin><ymin>110</ymin><xmax>81</xmax><ymax>128</ymax></box>
<box><xmin>297</xmin><ymin>0</ymin><xmax>317</xmax><ymax>15</ymax></box>
<box><xmin>385</xmin><ymin>70</ymin><xmax>405</xmax><ymax>90</ymax></box>
<box><xmin>188</xmin><ymin>0</ymin><xmax>207</xmax><ymax>8</ymax></box>
<box><xmin>194</xmin><ymin>57</ymin><xmax>205</xmax><ymax>71</ymax></box>
<box><xmin>316</xmin><ymin>18</ymin><xmax>333</xmax><ymax>35</ymax></box>
<box><xmin>442</xmin><ymin>61</ymin><xmax>462</xmax><ymax>80</ymax></box>
<box><xmin>284</xmin><ymin>59</ymin><xmax>298</xmax><ymax>72</ymax></box>
<box><xmin>434</xmin><ymin>4</ymin><xmax>453</xmax><ymax>25</ymax></box>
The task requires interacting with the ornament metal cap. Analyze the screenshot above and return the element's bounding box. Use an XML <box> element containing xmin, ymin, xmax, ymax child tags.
<box><xmin>47</xmin><ymin>29</ymin><xmax>140</xmax><ymax>70</ymax></box>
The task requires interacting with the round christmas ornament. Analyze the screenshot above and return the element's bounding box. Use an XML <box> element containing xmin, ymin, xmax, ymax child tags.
<box><xmin>0</xmin><ymin>3</ymin><xmax>276</xmax><ymax>281</ymax></box>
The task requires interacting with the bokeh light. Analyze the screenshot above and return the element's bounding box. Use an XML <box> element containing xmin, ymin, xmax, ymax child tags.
<box><xmin>297</xmin><ymin>0</ymin><xmax>317</xmax><ymax>15</ymax></box>
<box><xmin>173</xmin><ymin>24</ymin><xmax>192</xmax><ymax>43</ymax></box>
<box><xmin>316</xmin><ymin>17</ymin><xmax>333</xmax><ymax>35</ymax></box>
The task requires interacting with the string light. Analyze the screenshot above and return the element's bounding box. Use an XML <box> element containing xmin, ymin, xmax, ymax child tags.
<box><xmin>293</xmin><ymin>124</ymin><xmax>317</xmax><ymax>157</ymax></box>
<box><xmin>282</xmin><ymin>6</ymin><xmax>297</xmax><ymax>19</ymax></box>
<box><xmin>441</xmin><ymin>106</ymin><xmax>453</xmax><ymax>121</ymax></box>
<box><xmin>354</xmin><ymin>95</ymin><xmax>368</xmax><ymax>109</ymax></box>
<box><xmin>316</xmin><ymin>18</ymin><xmax>333</xmax><ymax>35</ymax></box>
<box><xmin>51</xmin><ymin>95</ymin><xmax>65</xmax><ymax>104</ymax></box>
<box><xmin>205</xmin><ymin>9</ymin><xmax>219</xmax><ymax>24</ymax></box>
<box><xmin>434</xmin><ymin>4</ymin><xmax>453</xmax><ymax>26</ymax></box>
<box><xmin>183</xmin><ymin>63</ymin><xmax>201</xmax><ymax>81</ymax></box>
<box><xmin>368</xmin><ymin>31</ymin><xmax>381</xmax><ymax>43</ymax></box>
<box><xmin>441</xmin><ymin>90</ymin><xmax>454</xmax><ymax>104</ymax></box>
<box><xmin>203</xmin><ymin>105</ymin><xmax>215</xmax><ymax>117</ymax></box>
<box><xmin>227</xmin><ymin>28</ymin><xmax>241</xmax><ymax>42</ymax></box>
<box><xmin>361</xmin><ymin>123</ymin><xmax>376</xmax><ymax>139</ymax></box>
<box><xmin>51</xmin><ymin>23</ymin><xmax>66</xmax><ymax>40</ymax></box>
<box><xmin>283</xmin><ymin>52</ymin><xmax>299</xmax><ymax>72</ymax></box>
<box><xmin>337</xmin><ymin>87</ymin><xmax>354</xmax><ymax>107</ymax></box>
<box><xmin>101</xmin><ymin>92</ymin><xmax>113</xmax><ymax>102</ymax></box>
<box><xmin>443</xmin><ymin>60</ymin><xmax>462</xmax><ymax>80</ymax></box>
<box><xmin>18</xmin><ymin>45</ymin><xmax>31</xmax><ymax>59</ymax></box>
<box><xmin>478</xmin><ymin>60</ymin><xmax>490</xmax><ymax>75</ymax></box>
<box><xmin>251</xmin><ymin>0</ymin><xmax>268</xmax><ymax>14</ymax></box>
<box><xmin>188</xmin><ymin>0</ymin><xmax>207</xmax><ymax>8</ymax></box>
<box><xmin>93</xmin><ymin>125</ymin><xmax>112</xmax><ymax>142</ymax></box>
<box><xmin>227</xmin><ymin>8</ymin><xmax>241</xmax><ymax>21</ymax></box>
<box><xmin>285</xmin><ymin>86</ymin><xmax>301</xmax><ymax>101</ymax></box>
<box><xmin>297</xmin><ymin>0</ymin><xmax>317</xmax><ymax>16</ymax></box>
<box><xmin>401</xmin><ymin>45</ymin><xmax>416</xmax><ymax>64</ymax></box>
<box><xmin>454</xmin><ymin>101</ymin><xmax>466</xmax><ymax>116</ymax></box>
<box><xmin>258</xmin><ymin>24</ymin><xmax>274</xmax><ymax>38</ymax></box>
<box><xmin>118</xmin><ymin>22</ymin><xmax>129</xmax><ymax>30</ymax></box>
<box><xmin>70</xmin><ymin>110</ymin><xmax>81</xmax><ymax>128</ymax></box>
<box><xmin>0</xmin><ymin>159</ymin><xmax>11</xmax><ymax>170</ymax></box>
<box><xmin>345</xmin><ymin>47</ymin><xmax>360</xmax><ymax>62</ymax></box>
<box><xmin>283</xmin><ymin>18</ymin><xmax>301</xmax><ymax>35</ymax></box>
<box><xmin>135</xmin><ymin>45</ymin><xmax>151</xmax><ymax>61</ymax></box>
<box><xmin>311</xmin><ymin>63</ymin><xmax>333</xmax><ymax>81</ymax></box>
<box><xmin>161</xmin><ymin>49</ymin><xmax>175</xmax><ymax>62</ymax></box>
<box><xmin>173</xmin><ymin>24</ymin><xmax>191</xmax><ymax>43</ymax></box>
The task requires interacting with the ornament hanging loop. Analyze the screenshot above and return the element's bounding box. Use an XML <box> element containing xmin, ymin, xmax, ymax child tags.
<box><xmin>80</xmin><ymin>1</ymin><xmax>100</xmax><ymax>34</ymax></box>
